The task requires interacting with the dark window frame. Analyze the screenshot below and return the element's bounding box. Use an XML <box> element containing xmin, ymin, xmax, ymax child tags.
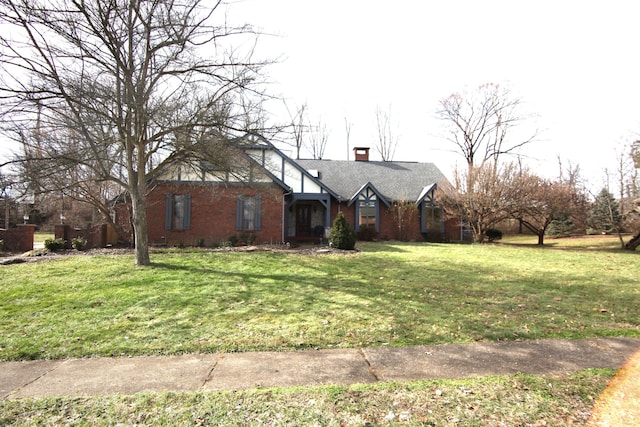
<box><xmin>236</xmin><ymin>195</ymin><xmax>262</xmax><ymax>231</ymax></box>
<box><xmin>165</xmin><ymin>194</ymin><xmax>192</xmax><ymax>231</ymax></box>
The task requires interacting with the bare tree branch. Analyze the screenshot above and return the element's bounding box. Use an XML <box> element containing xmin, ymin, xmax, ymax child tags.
<box><xmin>374</xmin><ymin>105</ymin><xmax>398</xmax><ymax>162</ymax></box>
<box><xmin>437</xmin><ymin>83</ymin><xmax>538</xmax><ymax>170</ymax></box>
<box><xmin>0</xmin><ymin>0</ymin><xmax>271</xmax><ymax>265</ymax></box>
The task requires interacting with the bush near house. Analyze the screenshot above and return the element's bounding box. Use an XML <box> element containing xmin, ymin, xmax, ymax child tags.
<box><xmin>328</xmin><ymin>212</ymin><xmax>356</xmax><ymax>250</ymax></box>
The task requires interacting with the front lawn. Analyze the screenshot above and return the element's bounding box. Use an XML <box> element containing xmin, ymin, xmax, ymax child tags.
<box><xmin>0</xmin><ymin>370</ymin><xmax>614</xmax><ymax>426</ymax></box>
<box><xmin>1</xmin><ymin>237</ymin><xmax>638</xmax><ymax>361</ymax></box>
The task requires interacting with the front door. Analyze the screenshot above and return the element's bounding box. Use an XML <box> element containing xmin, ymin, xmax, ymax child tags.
<box><xmin>295</xmin><ymin>205</ymin><xmax>312</xmax><ymax>236</ymax></box>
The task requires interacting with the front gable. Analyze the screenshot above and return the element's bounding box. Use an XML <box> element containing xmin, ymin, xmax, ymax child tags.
<box><xmin>416</xmin><ymin>183</ymin><xmax>437</xmax><ymax>206</ymax></box>
<box><xmin>346</xmin><ymin>182</ymin><xmax>391</xmax><ymax>233</ymax></box>
<box><xmin>237</xmin><ymin>134</ymin><xmax>338</xmax><ymax>198</ymax></box>
<box><xmin>347</xmin><ymin>182</ymin><xmax>390</xmax><ymax>208</ymax></box>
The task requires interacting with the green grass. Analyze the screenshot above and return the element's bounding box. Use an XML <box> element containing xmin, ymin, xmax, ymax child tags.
<box><xmin>0</xmin><ymin>236</ymin><xmax>638</xmax><ymax>361</ymax></box>
<box><xmin>33</xmin><ymin>231</ymin><xmax>54</xmax><ymax>244</ymax></box>
<box><xmin>1</xmin><ymin>237</ymin><xmax>635</xmax><ymax>424</ymax></box>
<box><xmin>0</xmin><ymin>370</ymin><xmax>615</xmax><ymax>426</ymax></box>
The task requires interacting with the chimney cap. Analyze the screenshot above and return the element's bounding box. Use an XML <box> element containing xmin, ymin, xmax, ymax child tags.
<box><xmin>353</xmin><ymin>147</ymin><xmax>370</xmax><ymax>162</ymax></box>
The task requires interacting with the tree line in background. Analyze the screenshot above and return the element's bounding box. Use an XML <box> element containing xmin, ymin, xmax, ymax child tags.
<box><xmin>436</xmin><ymin>83</ymin><xmax>640</xmax><ymax>248</ymax></box>
<box><xmin>0</xmin><ymin>2</ymin><xmax>638</xmax><ymax>264</ymax></box>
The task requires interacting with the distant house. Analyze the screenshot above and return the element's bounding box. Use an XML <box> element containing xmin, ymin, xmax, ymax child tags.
<box><xmin>115</xmin><ymin>134</ymin><xmax>460</xmax><ymax>246</ymax></box>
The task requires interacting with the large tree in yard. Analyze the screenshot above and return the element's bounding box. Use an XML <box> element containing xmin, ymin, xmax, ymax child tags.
<box><xmin>437</xmin><ymin>83</ymin><xmax>537</xmax><ymax>172</ymax></box>
<box><xmin>0</xmin><ymin>0</ymin><xmax>269</xmax><ymax>265</ymax></box>
<box><xmin>439</xmin><ymin>162</ymin><xmax>519</xmax><ymax>243</ymax></box>
<box><xmin>509</xmin><ymin>170</ymin><xmax>585</xmax><ymax>245</ymax></box>
<box><xmin>436</xmin><ymin>83</ymin><xmax>538</xmax><ymax>242</ymax></box>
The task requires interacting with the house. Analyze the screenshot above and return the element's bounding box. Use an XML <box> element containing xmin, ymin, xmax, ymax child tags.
<box><xmin>116</xmin><ymin>134</ymin><xmax>460</xmax><ymax>246</ymax></box>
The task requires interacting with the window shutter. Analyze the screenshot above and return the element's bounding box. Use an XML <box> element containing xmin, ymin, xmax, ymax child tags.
<box><xmin>236</xmin><ymin>197</ymin><xmax>243</xmax><ymax>230</ymax></box>
<box><xmin>255</xmin><ymin>196</ymin><xmax>262</xmax><ymax>230</ymax></box>
<box><xmin>165</xmin><ymin>194</ymin><xmax>173</xmax><ymax>230</ymax></box>
<box><xmin>183</xmin><ymin>194</ymin><xmax>192</xmax><ymax>230</ymax></box>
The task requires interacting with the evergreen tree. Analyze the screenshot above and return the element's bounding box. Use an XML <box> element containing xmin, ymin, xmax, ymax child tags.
<box><xmin>546</xmin><ymin>215</ymin><xmax>576</xmax><ymax>238</ymax></box>
<box><xmin>587</xmin><ymin>188</ymin><xmax>622</xmax><ymax>234</ymax></box>
<box><xmin>328</xmin><ymin>212</ymin><xmax>356</xmax><ymax>250</ymax></box>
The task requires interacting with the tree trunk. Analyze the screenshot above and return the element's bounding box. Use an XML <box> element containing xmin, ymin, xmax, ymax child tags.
<box><xmin>616</xmin><ymin>229</ymin><xmax>625</xmax><ymax>249</ymax></box>
<box><xmin>537</xmin><ymin>232</ymin><xmax>544</xmax><ymax>245</ymax></box>
<box><xmin>129</xmin><ymin>187</ymin><xmax>151</xmax><ymax>266</ymax></box>
<box><xmin>625</xmin><ymin>233</ymin><xmax>640</xmax><ymax>251</ymax></box>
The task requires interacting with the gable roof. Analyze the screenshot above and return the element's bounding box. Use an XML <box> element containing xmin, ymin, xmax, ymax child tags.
<box><xmin>296</xmin><ymin>159</ymin><xmax>448</xmax><ymax>203</ymax></box>
<box><xmin>348</xmin><ymin>182</ymin><xmax>391</xmax><ymax>208</ymax></box>
<box><xmin>235</xmin><ymin>134</ymin><xmax>340</xmax><ymax>199</ymax></box>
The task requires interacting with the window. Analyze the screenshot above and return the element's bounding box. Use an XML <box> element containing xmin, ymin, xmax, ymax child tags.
<box><xmin>423</xmin><ymin>206</ymin><xmax>443</xmax><ymax>232</ymax></box>
<box><xmin>165</xmin><ymin>194</ymin><xmax>191</xmax><ymax>230</ymax></box>
<box><xmin>358</xmin><ymin>200</ymin><xmax>376</xmax><ymax>229</ymax></box>
<box><xmin>237</xmin><ymin>195</ymin><xmax>262</xmax><ymax>231</ymax></box>
<box><xmin>356</xmin><ymin>187</ymin><xmax>379</xmax><ymax>232</ymax></box>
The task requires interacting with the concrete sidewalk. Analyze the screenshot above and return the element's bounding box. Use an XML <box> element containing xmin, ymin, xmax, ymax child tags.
<box><xmin>1</xmin><ymin>337</ymin><xmax>639</xmax><ymax>400</ymax></box>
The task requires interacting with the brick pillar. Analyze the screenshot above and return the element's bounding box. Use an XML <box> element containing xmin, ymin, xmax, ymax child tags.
<box><xmin>15</xmin><ymin>224</ymin><xmax>36</xmax><ymax>252</ymax></box>
<box><xmin>55</xmin><ymin>224</ymin><xmax>71</xmax><ymax>246</ymax></box>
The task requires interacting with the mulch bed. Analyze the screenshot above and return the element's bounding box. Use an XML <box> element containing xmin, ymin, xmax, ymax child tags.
<box><xmin>0</xmin><ymin>244</ymin><xmax>360</xmax><ymax>264</ymax></box>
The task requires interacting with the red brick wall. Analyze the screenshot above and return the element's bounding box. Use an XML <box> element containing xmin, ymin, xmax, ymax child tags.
<box><xmin>0</xmin><ymin>224</ymin><xmax>35</xmax><ymax>252</ymax></box>
<box><xmin>115</xmin><ymin>183</ymin><xmax>461</xmax><ymax>246</ymax></box>
<box><xmin>444</xmin><ymin>217</ymin><xmax>463</xmax><ymax>241</ymax></box>
<box><xmin>331</xmin><ymin>203</ymin><xmax>425</xmax><ymax>242</ymax></box>
<box><xmin>55</xmin><ymin>224</ymin><xmax>111</xmax><ymax>249</ymax></box>
<box><xmin>146</xmin><ymin>183</ymin><xmax>284</xmax><ymax>246</ymax></box>
<box><xmin>379</xmin><ymin>206</ymin><xmax>423</xmax><ymax>241</ymax></box>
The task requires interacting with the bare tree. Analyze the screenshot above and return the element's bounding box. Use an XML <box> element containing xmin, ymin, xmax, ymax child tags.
<box><xmin>624</xmin><ymin>140</ymin><xmax>640</xmax><ymax>250</ymax></box>
<box><xmin>344</xmin><ymin>118</ymin><xmax>352</xmax><ymax>160</ymax></box>
<box><xmin>390</xmin><ymin>200</ymin><xmax>418</xmax><ymax>241</ymax></box>
<box><xmin>307</xmin><ymin>117</ymin><xmax>329</xmax><ymax>160</ymax></box>
<box><xmin>284</xmin><ymin>102</ymin><xmax>308</xmax><ymax>159</ymax></box>
<box><xmin>0</xmin><ymin>172</ymin><xmax>16</xmax><ymax>228</ymax></box>
<box><xmin>437</xmin><ymin>83</ymin><xmax>537</xmax><ymax>171</ymax></box>
<box><xmin>509</xmin><ymin>169</ymin><xmax>583</xmax><ymax>245</ymax></box>
<box><xmin>374</xmin><ymin>105</ymin><xmax>398</xmax><ymax>161</ymax></box>
<box><xmin>0</xmin><ymin>0</ymin><xmax>269</xmax><ymax>265</ymax></box>
<box><xmin>438</xmin><ymin>161</ymin><xmax>519</xmax><ymax>242</ymax></box>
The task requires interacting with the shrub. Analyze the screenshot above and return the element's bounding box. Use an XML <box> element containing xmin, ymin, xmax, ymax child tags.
<box><xmin>239</xmin><ymin>232</ymin><xmax>256</xmax><ymax>245</ymax></box>
<box><xmin>356</xmin><ymin>225</ymin><xmax>375</xmax><ymax>241</ymax></box>
<box><xmin>328</xmin><ymin>212</ymin><xmax>356</xmax><ymax>250</ymax></box>
<box><xmin>71</xmin><ymin>236</ymin><xmax>87</xmax><ymax>251</ymax></box>
<box><xmin>44</xmin><ymin>238</ymin><xmax>67</xmax><ymax>252</ymax></box>
<box><xmin>485</xmin><ymin>228</ymin><xmax>503</xmax><ymax>242</ymax></box>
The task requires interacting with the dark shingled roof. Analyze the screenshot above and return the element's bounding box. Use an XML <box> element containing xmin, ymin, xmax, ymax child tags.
<box><xmin>295</xmin><ymin>159</ymin><xmax>448</xmax><ymax>203</ymax></box>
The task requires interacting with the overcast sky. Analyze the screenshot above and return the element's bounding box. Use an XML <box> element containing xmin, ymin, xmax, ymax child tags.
<box><xmin>229</xmin><ymin>0</ymin><xmax>640</xmax><ymax>189</ymax></box>
<box><xmin>2</xmin><ymin>1</ymin><xmax>637</xmax><ymax>192</ymax></box>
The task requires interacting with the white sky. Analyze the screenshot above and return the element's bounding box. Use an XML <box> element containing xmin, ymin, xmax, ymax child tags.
<box><xmin>2</xmin><ymin>1</ymin><xmax>638</xmax><ymax>192</ymax></box>
<box><xmin>229</xmin><ymin>0</ymin><xmax>640</xmax><ymax>189</ymax></box>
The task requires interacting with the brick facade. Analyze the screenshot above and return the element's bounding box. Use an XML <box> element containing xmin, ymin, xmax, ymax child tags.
<box><xmin>111</xmin><ymin>183</ymin><xmax>460</xmax><ymax>247</ymax></box>
<box><xmin>145</xmin><ymin>182</ymin><xmax>285</xmax><ymax>246</ymax></box>
<box><xmin>330</xmin><ymin>203</ymin><xmax>429</xmax><ymax>242</ymax></box>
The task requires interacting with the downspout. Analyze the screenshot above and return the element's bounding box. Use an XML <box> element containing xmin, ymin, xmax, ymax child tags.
<box><xmin>282</xmin><ymin>189</ymin><xmax>293</xmax><ymax>243</ymax></box>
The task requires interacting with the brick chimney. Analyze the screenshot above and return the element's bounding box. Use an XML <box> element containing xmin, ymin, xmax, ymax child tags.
<box><xmin>353</xmin><ymin>147</ymin><xmax>370</xmax><ymax>161</ymax></box>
